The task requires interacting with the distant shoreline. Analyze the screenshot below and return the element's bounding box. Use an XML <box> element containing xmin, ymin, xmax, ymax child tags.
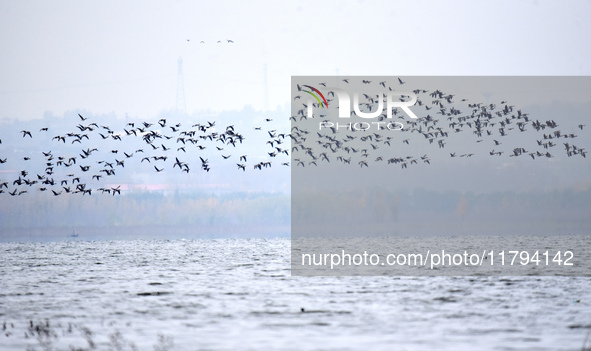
<box><xmin>0</xmin><ymin>224</ymin><xmax>290</xmax><ymax>243</ymax></box>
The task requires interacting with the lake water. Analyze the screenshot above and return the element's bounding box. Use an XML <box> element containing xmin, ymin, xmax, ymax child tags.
<box><xmin>1</xmin><ymin>238</ymin><xmax>590</xmax><ymax>350</ymax></box>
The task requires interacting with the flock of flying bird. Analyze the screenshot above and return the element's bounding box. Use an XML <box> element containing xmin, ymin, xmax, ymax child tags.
<box><xmin>291</xmin><ymin>78</ymin><xmax>587</xmax><ymax>170</ymax></box>
<box><xmin>187</xmin><ymin>39</ymin><xmax>234</xmax><ymax>44</ymax></box>
<box><xmin>0</xmin><ymin>77</ymin><xmax>587</xmax><ymax>197</ymax></box>
<box><xmin>0</xmin><ymin>112</ymin><xmax>288</xmax><ymax>197</ymax></box>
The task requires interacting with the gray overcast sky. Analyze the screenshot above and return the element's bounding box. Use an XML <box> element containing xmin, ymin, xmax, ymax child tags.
<box><xmin>1</xmin><ymin>0</ymin><xmax>591</xmax><ymax>121</ymax></box>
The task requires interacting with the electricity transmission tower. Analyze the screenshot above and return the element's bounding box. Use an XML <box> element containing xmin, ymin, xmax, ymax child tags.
<box><xmin>176</xmin><ymin>57</ymin><xmax>186</xmax><ymax>114</ymax></box>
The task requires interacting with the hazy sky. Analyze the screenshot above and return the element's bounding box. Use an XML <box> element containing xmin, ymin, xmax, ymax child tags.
<box><xmin>1</xmin><ymin>1</ymin><xmax>590</xmax><ymax>239</ymax></box>
<box><xmin>1</xmin><ymin>0</ymin><xmax>591</xmax><ymax>122</ymax></box>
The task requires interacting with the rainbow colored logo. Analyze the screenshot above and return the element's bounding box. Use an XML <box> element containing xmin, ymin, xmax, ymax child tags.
<box><xmin>303</xmin><ymin>85</ymin><xmax>328</xmax><ymax>108</ymax></box>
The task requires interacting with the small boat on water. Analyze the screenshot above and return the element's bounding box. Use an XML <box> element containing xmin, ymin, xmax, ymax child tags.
<box><xmin>69</xmin><ymin>230</ymin><xmax>79</xmax><ymax>238</ymax></box>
